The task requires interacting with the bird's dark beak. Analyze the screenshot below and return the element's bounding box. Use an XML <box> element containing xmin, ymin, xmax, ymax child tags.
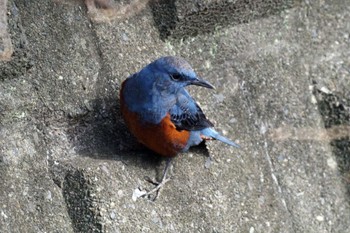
<box><xmin>190</xmin><ymin>77</ymin><xmax>215</xmax><ymax>89</ymax></box>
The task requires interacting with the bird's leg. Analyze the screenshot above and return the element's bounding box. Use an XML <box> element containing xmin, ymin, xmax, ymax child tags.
<box><xmin>141</xmin><ymin>158</ymin><xmax>172</xmax><ymax>200</ymax></box>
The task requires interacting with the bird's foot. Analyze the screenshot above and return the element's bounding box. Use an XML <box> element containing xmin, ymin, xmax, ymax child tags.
<box><xmin>136</xmin><ymin>158</ymin><xmax>172</xmax><ymax>201</ymax></box>
<box><xmin>140</xmin><ymin>176</ymin><xmax>171</xmax><ymax>201</ymax></box>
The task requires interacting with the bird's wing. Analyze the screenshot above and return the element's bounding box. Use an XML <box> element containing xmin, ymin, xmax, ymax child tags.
<box><xmin>169</xmin><ymin>89</ymin><xmax>214</xmax><ymax>131</ymax></box>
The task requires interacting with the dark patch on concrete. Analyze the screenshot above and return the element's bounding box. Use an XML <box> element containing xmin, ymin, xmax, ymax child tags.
<box><xmin>66</xmin><ymin>96</ymin><xmax>126</xmax><ymax>158</ymax></box>
<box><xmin>150</xmin><ymin>0</ymin><xmax>299</xmax><ymax>40</ymax></box>
<box><xmin>149</xmin><ymin>0</ymin><xmax>178</xmax><ymax>41</ymax></box>
<box><xmin>63</xmin><ymin>168</ymin><xmax>102</xmax><ymax>233</ymax></box>
<box><xmin>64</xmin><ymin>93</ymin><xmax>167</xmax><ymax>175</ymax></box>
<box><xmin>0</xmin><ymin>1</ymin><xmax>32</xmax><ymax>80</ymax></box>
<box><xmin>315</xmin><ymin>89</ymin><xmax>350</xmax><ymax>200</ymax></box>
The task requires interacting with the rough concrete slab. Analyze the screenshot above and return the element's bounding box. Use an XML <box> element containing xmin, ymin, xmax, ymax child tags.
<box><xmin>0</xmin><ymin>0</ymin><xmax>31</xmax><ymax>80</ymax></box>
<box><xmin>150</xmin><ymin>0</ymin><xmax>300</xmax><ymax>40</ymax></box>
<box><xmin>0</xmin><ymin>0</ymin><xmax>13</xmax><ymax>61</ymax></box>
<box><xmin>1</xmin><ymin>0</ymin><xmax>349</xmax><ymax>232</ymax></box>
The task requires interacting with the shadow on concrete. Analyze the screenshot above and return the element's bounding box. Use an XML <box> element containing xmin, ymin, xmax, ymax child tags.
<box><xmin>315</xmin><ymin>88</ymin><xmax>350</xmax><ymax>203</ymax></box>
<box><xmin>149</xmin><ymin>0</ymin><xmax>178</xmax><ymax>41</ymax></box>
<box><xmin>65</xmin><ymin>94</ymin><xmax>162</xmax><ymax>165</ymax></box>
<box><xmin>0</xmin><ymin>1</ymin><xmax>33</xmax><ymax>80</ymax></box>
<box><xmin>65</xmin><ymin>94</ymin><xmax>210</xmax><ymax>164</ymax></box>
<box><xmin>63</xmin><ymin>169</ymin><xmax>103</xmax><ymax>233</ymax></box>
<box><xmin>150</xmin><ymin>0</ymin><xmax>300</xmax><ymax>40</ymax></box>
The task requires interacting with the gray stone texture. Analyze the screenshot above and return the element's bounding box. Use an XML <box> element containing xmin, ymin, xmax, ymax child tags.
<box><xmin>0</xmin><ymin>0</ymin><xmax>13</xmax><ymax>61</ymax></box>
<box><xmin>1</xmin><ymin>0</ymin><xmax>349</xmax><ymax>232</ymax></box>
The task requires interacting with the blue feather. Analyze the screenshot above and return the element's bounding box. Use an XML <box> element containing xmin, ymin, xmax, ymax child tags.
<box><xmin>201</xmin><ymin>128</ymin><xmax>240</xmax><ymax>148</ymax></box>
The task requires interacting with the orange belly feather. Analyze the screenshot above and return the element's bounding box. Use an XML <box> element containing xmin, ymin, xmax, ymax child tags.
<box><xmin>120</xmin><ymin>84</ymin><xmax>190</xmax><ymax>157</ymax></box>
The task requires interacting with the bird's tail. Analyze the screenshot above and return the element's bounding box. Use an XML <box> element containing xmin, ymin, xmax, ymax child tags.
<box><xmin>201</xmin><ymin>128</ymin><xmax>240</xmax><ymax>148</ymax></box>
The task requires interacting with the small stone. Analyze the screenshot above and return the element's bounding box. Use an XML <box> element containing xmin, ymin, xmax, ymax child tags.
<box><xmin>1</xmin><ymin>211</ymin><xmax>8</xmax><ymax>219</ymax></box>
<box><xmin>100</xmin><ymin>165</ymin><xmax>110</xmax><ymax>175</ymax></box>
<box><xmin>205</xmin><ymin>60</ymin><xmax>211</xmax><ymax>69</ymax></box>
<box><xmin>296</xmin><ymin>192</ymin><xmax>304</xmax><ymax>197</ymax></box>
<box><xmin>110</xmin><ymin>202</ymin><xmax>115</xmax><ymax>208</ymax></box>
<box><xmin>110</xmin><ymin>211</ymin><xmax>116</xmax><ymax>220</ymax></box>
<box><xmin>46</xmin><ymin>190</ymin><xmax>52</xmax><ymax>201</ymax></box>
<box><xmin>327</xmin><ymin>157</ymin><xmax>337</xmax><ymax>170</ymax></box>
<box><xmin>132</xmin><ymin>188</ymin><xmax>147</xmax><ymax>201</ymax></box>
<box><xmin>117</xmin><ymin>190</ymin><xmax>123</xmax><ymax>196</ymax></box>
<box><xmin>229</xmin><ymin>118</ymin><xmax>237</xmax><ymax>123</ymax></box>
<box><xmin>320</xmin><ymin>86</ymin><xmax>331</xmax><ymax>94</ymax></box>
<box><xmin>260</xmin><ymin>123</ymin><xmax>267</xmax><ymax>135</ymax></box>
<box><xmin>205</xmin><ymin>157</ymin><xmax>212</xmax><ymax>169</ymax></box>
<box><xmin>310</xmin><ymin>95</ymin><xmax>317</xmax><ymax>104</ymax></box>
<box><xmin>316</xmin><ymin>215</ymin><xmax>324</xmax><ymax>222</ymax></box>
<box><xmin>121</xmin><ymin>33</ymin><xmax>129</xmax><ymax>41</ymax></box>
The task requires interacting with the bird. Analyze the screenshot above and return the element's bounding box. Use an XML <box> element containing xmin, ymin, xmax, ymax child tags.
<box><xmin>119</xmin><ymin>56</ymin><xmax>239</xmax><ymax>199</ymax></box>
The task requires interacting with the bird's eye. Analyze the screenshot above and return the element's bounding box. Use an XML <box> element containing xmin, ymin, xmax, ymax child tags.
<box><xmin>170</xmin><ymin>74</ymin><xmax>182</xmax><ymax>81</ymax></box>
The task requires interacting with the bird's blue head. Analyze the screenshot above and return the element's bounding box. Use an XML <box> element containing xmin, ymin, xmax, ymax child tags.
<box><xmin>139</xmin><ymin>56</ymin><xmax>215</xmax><ymax>94</ymax></box>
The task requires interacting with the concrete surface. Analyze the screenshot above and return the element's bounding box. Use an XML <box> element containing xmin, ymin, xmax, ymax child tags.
<box><xmin>0</xmin><ymin>0</ymin><xmax>349</xmax><ymax>232</ymax></box>
<box><xmin>0</xmin><ymin>0</ymin><xmax>13</xmax><ymax>61</ymax></box>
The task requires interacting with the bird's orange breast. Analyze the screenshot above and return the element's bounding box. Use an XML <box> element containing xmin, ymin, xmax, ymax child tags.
<box><xmin>120</xmin><ymin>82</ymin><xmax>190</xmax><ymax>157</ymax></box>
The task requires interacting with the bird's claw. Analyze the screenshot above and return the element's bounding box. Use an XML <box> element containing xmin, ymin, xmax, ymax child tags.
<box><xmin>140</xmin><ymin>177</ymin><xmax>171</xmax><ymax>201</ymax></box>
<box><xmin>144</xmin><ymin>176</ymin><xmax>158</xmax><ymax>186</ymax></box>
